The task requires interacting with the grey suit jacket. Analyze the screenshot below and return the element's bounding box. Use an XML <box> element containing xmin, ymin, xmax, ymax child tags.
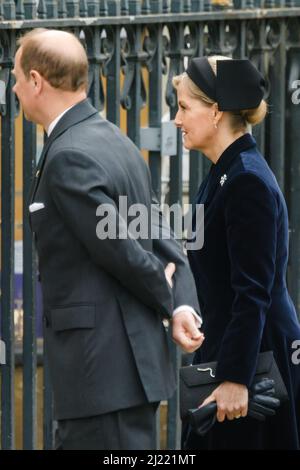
<box><xmin>29</xmin><ymin>99</ymin><xmax>200</xmax><ymax>420</ymax></box>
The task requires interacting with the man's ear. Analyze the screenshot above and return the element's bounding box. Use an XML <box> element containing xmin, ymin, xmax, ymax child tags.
<box><xmin>29</xmin><ymin>70</ymin><xmax>43</xmax><ymax>93</ymax></box>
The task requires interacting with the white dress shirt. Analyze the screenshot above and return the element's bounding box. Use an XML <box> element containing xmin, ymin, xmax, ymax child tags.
<box><xmin>47</xmin><ymin>105</ymin><xmax>75</xmax><ymax>136</ymax></box>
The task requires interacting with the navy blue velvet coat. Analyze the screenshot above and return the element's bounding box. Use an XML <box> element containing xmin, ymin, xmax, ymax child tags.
<box><xmin>185</xmin><ymin>133</ymin><xmax>300</xmax><ymax>449</ymax></box>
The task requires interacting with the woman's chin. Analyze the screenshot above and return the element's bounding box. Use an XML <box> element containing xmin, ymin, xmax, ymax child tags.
<box><xmin>183</xmin><ymin>140</ymin><xmax>202</xmax><ymax>152</ymax></box>
<box><xmin>183</xmin><ymin>140</ymin><xmax>191</xmax><ymax>150</ymax></box>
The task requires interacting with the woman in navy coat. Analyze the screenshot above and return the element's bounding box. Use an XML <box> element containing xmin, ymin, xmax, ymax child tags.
<box><xmin>173</xmin><ymin>56</ymin><xmax>300</xmax><ymax>449</ymax></box>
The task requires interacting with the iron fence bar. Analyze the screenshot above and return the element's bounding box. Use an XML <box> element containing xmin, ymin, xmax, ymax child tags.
<box><xmin>188</xmin><ymin>21</ymin><xmax>205</xmax><ymax>203</ymax></box>
<box><xmin>167</xmin><ymin>31</ymin><xmax>184</xmax><ymax>209</ymax></box>
<box><xmin>165</xmin><ymin>6</ymin><xmax>185</xmax><ymax>449</ymax></box>
<box><xmin>22</xmin><ymin>117</ymin><xmax>37</xmax><ymax>450</ymax></box>
<box><xmin>122</xmin><ymin>24</ymin><xmax>143</xmax><ymax>146</ymax></box>
<box><xmin>286</xmin><ymin>46</ymin><xmax>300</xmax><ymax>316</ymax></box>
<box><xmin>255</xmin><ymin>19</ymin><xmax>267</xmax><ymax>154</ymax></box>
<box><xmin>146</xmin><ymin>3</ymin><xmax>165</xmax><ymax>447</ymax></box>
<box><xmin>148</xmin><ymin>22</ymin><xmax>163</xmax><ymax>201</ymax></box>
<box><xmin>267</xmin><ymin>19</ymin><xmax>286</xmax><ymax>191</ymax></box>
<box><xmin>86</xmin><ymin>26</ymin><xmax>104</xmax><ymax>110</ymax></box>
<box><xmin>106</xmin><ymin>24</ymin><xmax>121</xmax><ymax>126</ymax></box>
<box><xmin>39</xmin><ymin>133</ymin><xmax>55</xmax><ymax>450</ymax></box>
<box><xmin>2</xmin><ymin>7</ymin><xmax>300</xmax><ymax>30</ymax></box>
<box><xmin>43</xmin><ymin>351</ymin><xmax>54</xmax><ymax>449</ymax></box>
<box><xmin>0</xmin><ymin>30</ymin><xmax>16</xmax><ymax>450</ymax></box>
<box><xmin>19</xmin><ymin>0</ymin><xmax>38</xmax><ymax>443</ymax></box>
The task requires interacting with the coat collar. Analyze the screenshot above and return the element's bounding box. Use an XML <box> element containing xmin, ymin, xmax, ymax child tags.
<box><xmin>203</xmin><ymin>133</ymin><xmax>256</xmax><ymax>205</ymax></box>
<box><xmin>213</xmin><ymin>132</ymin><xmax>256</xmax><ymax>177</ymax></box>
<box><xmin>44</xmin><ymin>98</ymin><xmax>98</xmax><ymax>146</ymax></box>
<box><xmin>29</xmin><ymin>99</ymin><xmax>98</xmax><ymax>204</ymax></box>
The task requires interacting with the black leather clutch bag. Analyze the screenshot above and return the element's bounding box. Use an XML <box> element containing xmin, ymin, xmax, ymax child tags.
<box><xmin>179</xmin><ymin>350</ymin><xmax>288</xmax><ymax>420</ymax></box>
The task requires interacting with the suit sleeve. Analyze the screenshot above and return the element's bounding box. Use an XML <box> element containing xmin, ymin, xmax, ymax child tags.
<box><xmin>151</xmin><ymin>191</ymin><xmax>200</xmax><ymax>314</ymax></box>
<box><xmin>47</xmin><ymin>149</ymin><xmax>173</xmax><ymax>317</ymax></box>
<box><xmin>215</xmin><ymin>173</ymin><xmax>278</xmax><ymax>387</ymax></box>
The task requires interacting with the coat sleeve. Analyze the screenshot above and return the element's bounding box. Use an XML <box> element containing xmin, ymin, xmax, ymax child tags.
<box><xmin>215</xmin><ymin>172</ymin><xmax>278</xmax><ymax>387</ymax></box>
<box><xmin>151</xmin><ymin>191</ymin><xmax>201</xmax><ymax>314</ymax></box>
<box><xmin>47</xmin><ymin>149</ymin><xmax>173</xmax><ymax>318</ymax></box>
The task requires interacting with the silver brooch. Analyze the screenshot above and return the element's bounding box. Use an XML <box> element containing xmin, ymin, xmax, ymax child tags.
<box><xmin>220</xmin><ymin>174</ymin><xmax>227</xmax><ymax>186</ymax></box>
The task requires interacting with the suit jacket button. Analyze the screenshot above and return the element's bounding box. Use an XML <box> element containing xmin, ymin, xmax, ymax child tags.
<box><xmin>43</xmin><ymin>315</ymin><xmax>49</xmax><ymax>327</ymax></box>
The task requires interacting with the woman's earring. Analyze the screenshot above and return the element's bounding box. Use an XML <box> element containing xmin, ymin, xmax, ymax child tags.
<box><xmin>214</xmin><ymin>123</ymin><xmax>218</xmax><ymax>129</ymax></box>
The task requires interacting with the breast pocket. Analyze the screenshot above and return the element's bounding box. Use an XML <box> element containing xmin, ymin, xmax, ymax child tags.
<box><xmin>29</xmin><ymin>208</ymin><xmax>47</xmax><ymax>233</ymax></box>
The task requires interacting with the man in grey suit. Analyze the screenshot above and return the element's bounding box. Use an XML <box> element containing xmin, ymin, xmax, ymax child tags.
<box><xmin>13</xmin><ymin>29</ymin><xmax>204</xmax><ymax>449</ymax></box>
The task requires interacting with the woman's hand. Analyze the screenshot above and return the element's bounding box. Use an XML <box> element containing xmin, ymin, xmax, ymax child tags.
<box><xmin>201</xmin><ymin>381</ymin><xmax>248</xmax><ymax>422</ymax></box>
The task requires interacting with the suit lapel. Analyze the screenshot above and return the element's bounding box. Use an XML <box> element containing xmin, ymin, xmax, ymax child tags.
<box><xmin>28</xmin><ymin>133</ymin><xmax>52</xmax><ymax>204</ymax></box>
<box><xmin>29</xmin><ymin>99</ymin><xmax>99</xmax><ymax>204</ymax></box>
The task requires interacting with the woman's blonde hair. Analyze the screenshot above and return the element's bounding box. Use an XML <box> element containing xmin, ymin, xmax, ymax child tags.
<box><xmin>172</xmin><ymin>55</ymin><xmax>267</xmax><ymax>131</ymax></box>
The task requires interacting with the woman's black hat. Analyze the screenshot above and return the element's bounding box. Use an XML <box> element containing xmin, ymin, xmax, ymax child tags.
<box><xmin>186</xmin><ymin>57</ymin><xmax>266</xmax><ymax>111</ymax></box>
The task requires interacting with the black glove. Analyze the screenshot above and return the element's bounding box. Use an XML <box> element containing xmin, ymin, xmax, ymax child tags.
<box><xmin>248</xmin><ymin>378</ymin><xmax>281</xmax><ymax>422</ymax></box>
<box><xmin>251</xmin><ymin>378</ymin><xmax>275</xmax><ymax>395</ymax></box>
